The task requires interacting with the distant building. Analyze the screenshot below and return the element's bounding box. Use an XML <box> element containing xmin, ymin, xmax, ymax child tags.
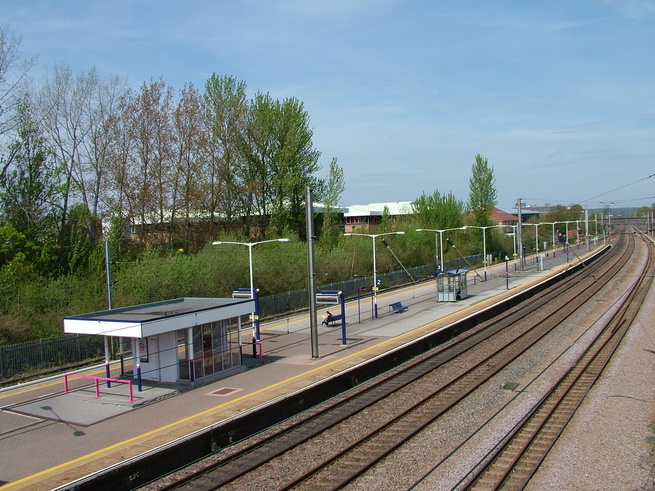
<box><xmin>510</xmin><ymin>207</ymin><xmax>541</xmax><ymax>223</ymax></box>
<box><xmin>490</xmin><ymin>207</ymin><xmax>519</xmax><ymax>228</ymax></box>
<box><xmin>114</xmin><ymin>201</ymin><xmax>521</xmax><ymax>240</ymax></box>
<box><xmin>343</xmin><ymin>201</ymin><xmax>413</xmax><ymax>233</ymax></box>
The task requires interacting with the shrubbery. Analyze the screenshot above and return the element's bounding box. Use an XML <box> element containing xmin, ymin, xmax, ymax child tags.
<box><xmin>0</xmin><ymin>223</ymin><xmax>515</xmax><ymax>344</ymax></box>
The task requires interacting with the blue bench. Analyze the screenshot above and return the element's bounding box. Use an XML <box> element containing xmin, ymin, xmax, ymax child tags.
<box><xmin>389</xmin><ymin>301</ymin><xmax>408</xmax><ymax>313</ymax></box>
<box><xmin>322</xmin><ymin>314</ymin><xmax>344</xmax><ymax>326</ymax></box>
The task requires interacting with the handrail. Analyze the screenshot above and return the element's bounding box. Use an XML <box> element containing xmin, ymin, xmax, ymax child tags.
<box><xmin>64</xmin><ymin>373</ymin><xmax>135</xmax><ymax>403</ymax></box>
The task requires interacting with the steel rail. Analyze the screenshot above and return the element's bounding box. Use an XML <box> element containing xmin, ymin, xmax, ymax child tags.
<box><xmin>464</xmin><ymin>229</ymin><xmax>653</xmax><ymax>490</ymax></box>
<box><xmin>282</xmin><ymin>232</ymin><xmax>632</xmax><ymax>490</ymax></box>
<box><xmin>155</xmin><ymin>238</ymin><xmax>626</xmax><ymax>490</ymax></box>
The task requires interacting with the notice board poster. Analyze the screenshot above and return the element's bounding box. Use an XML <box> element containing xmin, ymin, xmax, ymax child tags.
<box><xmin>138</xmin><ymin>338</ymin><xmax>149</xmax><ymax>363</ymax></box>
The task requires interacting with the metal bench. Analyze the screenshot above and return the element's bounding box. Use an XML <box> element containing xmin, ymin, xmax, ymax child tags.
<box><xmin>389</xmin><ymin>301</ymin><xmax>408</xmax><ymax>313</ymax></box>
<box><xmin>322</xmin><ymin>314</ymin><xmax>344</xmax><ymax>326</ymax></box>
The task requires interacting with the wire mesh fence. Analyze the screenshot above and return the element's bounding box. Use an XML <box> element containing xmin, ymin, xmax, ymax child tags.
<box><xmin>0</xmin><ymin>334</ymin><xmax>106</xmax><ymax>381</ymax></box>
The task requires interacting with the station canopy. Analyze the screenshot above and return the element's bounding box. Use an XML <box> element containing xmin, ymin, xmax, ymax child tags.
<box><xmin>64</xmin><ymin>297</ymin><xmax>255</xmax><ymax>339</ymax></box>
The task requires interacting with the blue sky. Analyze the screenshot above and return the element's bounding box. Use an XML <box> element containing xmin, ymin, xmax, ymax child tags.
<box><xmin>2</xmin><ymin>0</ymin><xmax>655</xmax><ymax>211</ymax></box>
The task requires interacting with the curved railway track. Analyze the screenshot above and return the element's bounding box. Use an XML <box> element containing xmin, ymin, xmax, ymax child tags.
<box><xmin>149</xmin><ymin>230</ymin><xmax>642</xmax><ymax>490</ymax></box>
<box><xmin>462</xmin><ymin>229</ymin><xmax>655</xmax><ymax>490</ymax></box>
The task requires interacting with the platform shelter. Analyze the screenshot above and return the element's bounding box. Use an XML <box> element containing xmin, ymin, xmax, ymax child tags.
<box><xmin>436</xmin><ymin>269</ymin><xmax>469</xmax><ymax>302</ymax></box>
<box><xmin>63</xmin><ymin>297</ymin><xmax>254</xmax><ymax>386</ymax></box>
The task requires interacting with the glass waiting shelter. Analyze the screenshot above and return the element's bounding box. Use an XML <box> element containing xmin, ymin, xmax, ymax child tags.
<box><xmin>436</xmin><ymin>269</ymin><xmax>469</xmax><ymax>302</ymax></box>
<box><xmin>63</xmin><ymin>297</ymin><xmax>255</xmax><ymax>386</ymax></box>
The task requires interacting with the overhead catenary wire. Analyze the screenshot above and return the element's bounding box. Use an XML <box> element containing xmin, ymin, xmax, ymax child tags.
<box><xmin>582</xmin><ymin>173</ymin><xmax>655</xmax><ymax>203</ymax></box>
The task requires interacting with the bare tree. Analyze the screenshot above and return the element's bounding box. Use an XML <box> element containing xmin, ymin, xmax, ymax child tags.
<box><xmin>0</xmin><ymin>26</ymin><xmax>36</xmax><ymax>179</ymax></box>
<box><xmin>38</xmin><ymin>64</ymin><xmax>95</xmax><ymax>248</ymax></box>
<box><xmin>103</xmin><ymin>89</ymin><xmax>134</xmax><ymax>242</ymax></box>
<box><xmin>124</xmin><ymin>78</ymin><xmax>175</xmax><ymax>245</ymax></box>
<box><xmin>172</xmin><ymin>82</ymin><xmax>205</xmax><ymax>248</ymax></box>
<box><xmin>79</xmin><ymin>71</ymin><xmax>126</xmax><ymax>244</ymax></box>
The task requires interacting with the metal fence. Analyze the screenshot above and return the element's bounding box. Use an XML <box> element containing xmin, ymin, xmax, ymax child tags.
<box><xmin>259</xmin><ymin>254</ymin><xmax>485</xmax><ymax>319</ymax></box>
<box><xmin>0</xmin><ymin>334</ymin><xmax>106</xmax><ymax>381</ymax></box>
<box><xmin>0</xmin><ymin>252</ymin><xmax>493</xmax><ymax>383</ymax></box>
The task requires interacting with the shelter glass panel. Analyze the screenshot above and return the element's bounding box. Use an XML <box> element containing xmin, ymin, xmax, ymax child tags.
<box><xmin>188</xmin><ymin>318</ymin><xmax>241</xmax><ymax>380</ymax></box>
<box><xmin>202</xmin><ymin>325</ymin><xmax>214</xmax><ymax>376</ymax></box>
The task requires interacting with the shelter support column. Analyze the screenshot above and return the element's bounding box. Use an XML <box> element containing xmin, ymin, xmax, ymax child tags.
<box><xmin>104</xmin><ymin>336</ymin><xmax>111</xmax><ymax>388</ymax></box>
<box><xmin>187</xmin><ymin>327</ymin><xmax>195</xmax><ymax>383</ymax></box>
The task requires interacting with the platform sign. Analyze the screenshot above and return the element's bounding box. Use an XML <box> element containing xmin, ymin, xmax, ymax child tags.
<box><xmin>316</xmin><ymin>290</ymin><xmax>342</xmax><ymax>305</ymax></box>
<box><xmin>138</xmin><ymin>338</ymin><xmax>149</xmax><ymax>363</ymax></box>
<box><xmin>232</xmin><ymin>288</ymin><xmax>256</xmax><ymax>299</ymax></box>
<box><xmin>233</xmin><ymin>288</ymin><xmax>261</xmax><ymax>341</ymax></box>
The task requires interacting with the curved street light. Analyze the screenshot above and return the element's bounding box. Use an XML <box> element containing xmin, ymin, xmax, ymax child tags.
<box><xmin>416</xmin><ymin>227</ymin><xmax>466</xmax><ymax>274</ymax></box>
<box><xmin>344</xmin><ymin>231</ymin><xmax>405</xmax><ymax>319</ymax></box>
<box><xmin>212</xmin><ymin>238</ymin><xmax>291</xmax><ymax>340</ymax></box>
<box><xmin>538</xmin><ymin>222</ymin><xmax>557</xmax><ymax>257</ymax></box>
<box><xmin>506</xmin><ymin>225</ymin><xmax>518</xmax><ymax>269</ymax></box>
<box><xmin>463</xmin><ymin>224</ymin><xmax>504</xmax><ymax>281</ymax></box>
<box><xmin>522</xmin><ymin>223</ymin><xmax>541</xmax><ymax>262</ymax></box>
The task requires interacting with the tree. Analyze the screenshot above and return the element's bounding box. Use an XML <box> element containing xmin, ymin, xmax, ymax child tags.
<box><xmin>104</xmin><ymin>88</ymin><xmax>135</xmax><ymax>252</ymax></box>
<box><xmin>0</xmin><ymin>96</ymin><xmax>61</xmax><ymax>273</ymax></box>
<box><xmin>172</xmin><ymin>82</ymin><xmax>205</xmax><ymax>249</ymax></box>
<box><xmin>123</xmin><ymin>78</ymin><xmax>175</xmax><ymax>245</ymax></box>
<box><xmin>468</xmin><ymin>154</ymin><xmax>497</xmax><ymax>226</ymax></box>
<box><xmin>79</xmin><ymin>71</ymin><xmax>126</xmax><ymax>246</ymax></box>
<box><xmin>319</xmin><ymin>157</ymin><xmax>344</xmax><ymax>248</ymax></box>
<box><xmin>243</xmin><ymin>91</ymin><xmax>277</xmax><ymax>233</ymax></box>
<box><xmin>269</xmin><ymin>96</ymin><xmax>321</xmax><ymax>238</ymax></box>
<box><xmin>0</xmin><ymin>98</ymin><xmax>57</xmax><ymax>230</ymax></box>
<box><xmin>38</xmin><ymin>64</ymin><xmax>93</xmax><ymax>257</ymax></box>
<box><xmin>203</xmin><ymin>74</ymin><xmax>249</xmax><ymax>233</ymax></box>
<box><xmin>543</xmin><ymin>204</ymin><xmax>583</xmax><ymax>222</ymax></box>
<box><xmin>377</xmin><ymin>205</ymin><xmax>393</xmax><ymax>233</ymax></box>
<box><xmin>412</xmin><ymin>189</ymin><xmax>464</xmax><ymax>228</ymax></box>
<box><xmin>0</xmin><ymin>27</ymin><xmax>35</xmax><ymax>174</ymax></box>
<box><xmin>245</xmin><ymin>93</ymin><xmax>321</xmax><ymax>238</ymax></box>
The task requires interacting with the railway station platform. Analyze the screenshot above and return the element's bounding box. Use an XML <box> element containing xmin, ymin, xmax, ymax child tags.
<box><xmin>0</xmin><ymin>243</ymin><xmax>605</xmax><ymax>490</ymax></box>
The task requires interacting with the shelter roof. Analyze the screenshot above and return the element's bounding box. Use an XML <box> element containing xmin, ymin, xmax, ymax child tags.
<box><xmin>64</xmin><ymin>297</ymin><xmax>254</xmax><ymax>338</ymax></box>
<box><xmin>441</xmin><ymin>268</ymin><xmax>470</xmax><ymax>276</ymax></box>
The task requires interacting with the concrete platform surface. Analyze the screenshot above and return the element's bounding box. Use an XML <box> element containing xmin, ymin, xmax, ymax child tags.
<box><xmin>0</xmin><ymin>244</ymin><xmax>604</xmax><ymax>490</ymax></box>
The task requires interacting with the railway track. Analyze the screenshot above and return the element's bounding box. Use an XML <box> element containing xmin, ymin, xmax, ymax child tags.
<box><xmin>149</xmin><ymin>232</ymin><xmax>637</xmax><ymax>490</ymax></box>
<box><xmin>463</xmin><ymin>229</ymin><xmax>655</xmax><ymax>490</ymax></box>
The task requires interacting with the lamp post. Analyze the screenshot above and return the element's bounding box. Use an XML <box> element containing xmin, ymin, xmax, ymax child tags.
<box><xmin>212</xmin><ymin>238</ymin><xmax>291</xmax><ymax>341</ymax></box>
<box><xmin>463</xmin><ymin>224</ymin><xmax>503</xmax><ymax>281</ymax></box>
<box><xmin>344</xmin><ymin>231</ymin><xmax>405</xmax><ymax>319</ymax></box>
<box><xmin>416</xmin><ymin>227</ymin><xmax>466</xmax><ymax>274</ymax></box>
<box><xmin>562</xmin><ymin>221</ymin><xmax>576</xmax><ymax>249</ymax></box>
<box><xmin>539</xmin><ymin>222</ymin><xmax>556</xmax><ymax>257</ymax></box>
<box><xmin>558</xmin><ymin>220</ymin><xmax>577</xmax><ymax>260</ymax></box>
<box><xmin>523</xmin><ymin>223</ymin><xmax>541</xmax><ymax>263</ymax></box>
<box><xmin>507</xmin><ymin>225</ymin><xmax>518</xmax><ymax>270</ymax></box>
